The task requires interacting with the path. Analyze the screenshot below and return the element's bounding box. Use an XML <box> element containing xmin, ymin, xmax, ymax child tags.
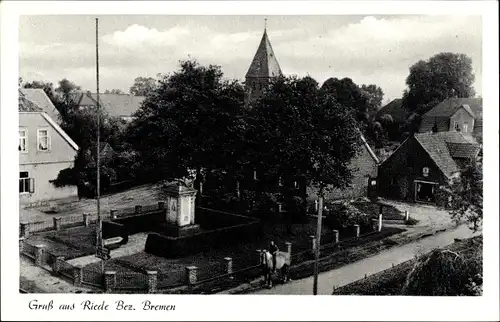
<box><xmin>240</xmin><ymin>225</ymin><xmax>477</xmax><ymax>295</ymax></box>
<box><xmin>66</xmin><ymin>233</ymin><xmax>148</xmax><ymax>266</ymax></box>
<box><xmin>19</xmin><ymin>256</ymin><xmax>98</xmax><ymax>293</ymax></box>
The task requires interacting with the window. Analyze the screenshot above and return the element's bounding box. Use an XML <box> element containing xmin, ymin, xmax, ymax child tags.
<box><xmin>19</xmin><ymin>129</ymin><xmax>27</xmax><ymax>152</ymax></box>
<box><xmin>453</xmin><ymin>121</ymin><xmax>460</xmax><ymax>131</ymax></box>
<box><xmin>19</xmin><ymin>171</ymin><xmax>34</xmax><ymax>194</ymax></box>
<box><xmin>422</xmin><ymin>167</ymin><xmax>430</xmax><ymax>177</ymax></box>
<box><xmin>253</xmin><ymin>170</ymin><xmax>258</xmax><ymax>181</ymax></box>
<box><xmin>37</xmin><ymin>129</ymin><xmax>50</xmax><ymax>151</ymax></box>
<box><xmin>293</xmin><ymin>181</ymin><xmax>299</xmax><ymax>189</ymax></box>
<box><xmin>463</xmin><ymin>122</ymin><xmax>469</xmax><ymax>133</ymax></box>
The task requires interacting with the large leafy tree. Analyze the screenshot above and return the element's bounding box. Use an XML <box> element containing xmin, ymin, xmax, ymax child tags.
<box><xmin>129</xmin><ymin>76</ymin><xmax>158</xmax><ymax>96</ymax></box>
<box><xmin>250</xmin><ymin>75</ymin><xmax>361</xmax><ymax>203</ymax></box>
<box><xmin>402</xmin><ymin>52</ymin><xmax>475</xmax><ymax>116</ymax></box>
<box><xmin>22</xmin><ymin>80</ymin><xmax>58</xmax><ymax>103</ymax></box>
<box><xmin>361</xmin><ymin>84</ymin><xmax>384</xmax><ymax>119</ymax></box>
<box><xmin>127</xmin><ymin>60</ymin><xmax>246</xmax><ymax>187</ymax></box>
<box><xmin>320</xmin><ymin>77</ymin><xmax>369</xmax><ymax>123</ymax></box>
<box><xmin>436</xmin><ymin>158</ymin><xmax>483</xmax><ymax>231</ymax></box>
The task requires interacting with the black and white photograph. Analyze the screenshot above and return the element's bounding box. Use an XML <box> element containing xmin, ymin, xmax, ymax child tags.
<box><xmin>1</xmin><ymin>1</ymin><xmax>499</xmax><ymax>321</ymax></box>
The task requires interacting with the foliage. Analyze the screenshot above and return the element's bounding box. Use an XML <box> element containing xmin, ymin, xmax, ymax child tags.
<box><xmin>403</xmin><ymin>237</ymin><xmax>482</xmax><ymax>295</ymax></box>
<box><xmin>360</xmin><ymin>84</ymin><xmax>384</xmax><ymax>119</ymax></box>
<box><xmin>22</xmin><ymin>80</ymin><xmax>58</xmax><ymax>103</ymax></box>
<box><xmin>129</xmin><ymin>76</ymin><xmax>158</xmax><ymax>96</ymax></box>
<box><xmin>251</xmin><ymin>75</ymin><xmax>361</xmax><ymax>200</ymax></box>
<box><xmin>104</xmin><ymin>89</ymin><xmax>124</xmax><ymax>94</ymax></box>
<box><xmin>320</xmin><ymin>77</ymin><xmax>369</xmax><ymax>123</ymax></box>
<box><xmin>324</xmin><ymin>201</ymin><xmax>371</xmax><ymax>230</ymax></box>
<box><xmin>435</xmin><ymin>159</ymin><xmax>483</xmax><ymax>231</ymax></box>
<box><xmin>402</xmin><ymin>52</ymin><xmax>475</xmax><ymax>116</ymax></box>
<box><xmin>128</xmin><ymin>60</ymin><xmax>246</xmax><ymax>185</ymax></box>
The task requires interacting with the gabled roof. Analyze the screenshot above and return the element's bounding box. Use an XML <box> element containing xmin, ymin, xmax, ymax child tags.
<box><xmin>20</xmin><ymin>88</ymin><xmax>61</xmax><ymax>122</ymax></box>
<box><xmin>414</xmin><ymin>132</ymin><xmax>479</xmax><ymax>178</ymax></box>
<box><xmin>18</xmin><ymin>90</ymin><xmax>42</xmax><ymax>112</ymax></box>
<box><xmin>359</xmin><ymin>131</ymin><xmax>380</xmax><ymax>164</ymax></box>
<box><xmin>424</xmin><ymin>97</ymin><xmax>482</xmax><ymax>118</ymax></box>
<box><xmin>245</xmin><ymin>29</ymin><xmax>283</xmax><ymax>79</ymax></box>
<box><xmin>376</xmin><ymin>98</ymin><xmax>410</xmax><ymax>124</ymax></box>
<box><xmin>73</xmin><ymin>92</ymin><xmax>145</xmax><ymax>118</ymax></box>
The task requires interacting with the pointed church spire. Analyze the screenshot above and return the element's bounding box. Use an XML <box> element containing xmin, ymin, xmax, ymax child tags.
<box><xmin>245</xmin><ymin>25</ymin><xmax>282</xmax><ymax>79</ymax></box>
<box><xmin>244</xmin><ymin>22</ymin><xmax>283</xmax><ymax>106</ymax></box>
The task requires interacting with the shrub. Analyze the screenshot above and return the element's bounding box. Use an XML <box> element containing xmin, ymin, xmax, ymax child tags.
<box><xmin>324</xmin><ymin>201</ymin><xmax>371</xmax><ymax>230</ymax></box>
<box><xmin>402</xmin><ymin>237</ymin><xmax>482</xmax><ymax>295</ymax></box>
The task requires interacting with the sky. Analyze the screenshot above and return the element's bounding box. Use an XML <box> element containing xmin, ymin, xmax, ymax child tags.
<box><xmin>19</xmin><ymin>15</ymin><xmax>482</xmax><ymax>103</ymax></box>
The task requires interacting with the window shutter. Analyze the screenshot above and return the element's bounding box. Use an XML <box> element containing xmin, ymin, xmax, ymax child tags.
<box><xmin>29</xmin><ymin>178</ymin><xmax>35</xmax><ymax>193</ymax></box>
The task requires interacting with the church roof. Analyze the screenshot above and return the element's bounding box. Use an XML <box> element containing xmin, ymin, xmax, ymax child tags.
<box><xmin>245</xmin><ymin>29</ymin><xmax>282</xmax><ymax>79</ymax></box>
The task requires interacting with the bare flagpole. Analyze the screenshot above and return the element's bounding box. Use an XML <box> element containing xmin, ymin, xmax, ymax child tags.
<box><xmin>96</xmin><ymin>17</ymin><xmax>104</xmax><ymax>273</ymax></box>
<box><xmin>313</xmin><ymin>192</ymin><xmax>323</xmax><ymax>295</ymax></box>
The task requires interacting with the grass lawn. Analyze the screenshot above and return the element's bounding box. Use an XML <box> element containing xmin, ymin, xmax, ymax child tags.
<box><xmin>332</xmin><ymin>235</ymin><xmax>482</xmax><ymax>295</ymax></box>
<box><xmin>351</xmin><ymin>199</ymin><xmax>405</xmax><ymax>221</ymax></box>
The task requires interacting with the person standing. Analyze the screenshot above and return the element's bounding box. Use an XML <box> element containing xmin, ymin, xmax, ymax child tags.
<box><xmin>269</xmin><ymin>241</ymin><xmax>279</xmax><ymax>272</ymax></box>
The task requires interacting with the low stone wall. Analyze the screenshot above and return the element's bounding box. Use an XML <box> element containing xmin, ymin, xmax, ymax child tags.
<box><xmin>145</xmin><ymin>209</ymin><xmax>260</xmax><ymax>258</ymax></box>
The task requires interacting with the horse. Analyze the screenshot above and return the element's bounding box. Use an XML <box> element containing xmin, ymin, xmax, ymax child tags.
<box><xmin>259</xmin><ymin>249</ymin><xmax>291</xmax><ymax>288</ymax></box>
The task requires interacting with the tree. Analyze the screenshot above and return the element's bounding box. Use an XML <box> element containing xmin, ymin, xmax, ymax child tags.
<box><xmin>320</xmin><ymin>77</ymin><xmax>369</xmax><ymax>123</ymax></box>
<box><xmin>436</xmin><ymin>159</ymin><xmax>483</xmax><ymax>231</ymax></box>
<box><xmin>251</xmin><ymin>75</ymin><xmax>361</xmax><ymax>202</ymax></box>
<box><xmin>22</xmin><ymin>80</ymin><xmax>57</xmax><ymax>103</ymax></box>
<box><xmin>127</xmin><ymin>60</ymin><xmax>246</xmax><ymax>188</ymax></box>
<box><xmin>54</xmin><ymin>78</ymin><xmax>82</xmax><ymax>119</ymax></box>
<box><xmin>104</xmin><ymin>89</ymin><xmax>124</xmax><ymax>94</ymax></box>
<box><xmin>402</xmin><ymin>52</ymin><xmax>475</xmax><ymax>116</ymax></box>
<box><xmin>129</xmin><ymin>76</ymin><xmax>157</xmax><ymax>96</ymax></box>
<box><xmin>361</xmin><ymin>84</ymin><xmax>384</xmax><ymax>119</ymax></box>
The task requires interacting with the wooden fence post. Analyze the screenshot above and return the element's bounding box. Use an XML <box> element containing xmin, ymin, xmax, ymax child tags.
<box><xmin>354</xmin><ymin>224</ymin><xmax>360</xmax><ymax>239</ymax></box>
<box><xmin>333</xmin><ymin>230</ymin><xmax>339</xmax><ymax>244</ymax></box>
<box><xmin>309</xmin><ymin>235</ymin><xmax>317</xmax><ymax>255</ymax></box>
<box><xmin>83</xmin><ymin>213</ymin><xmax>90</xmax><ymax>227</ymax></box>
<box><xmin>405</xmin><ymin>211</ymin><xmax>410</xmax><ymax>221</ymax></box>
<box><xmin>52</xmin><ymin>256</ymin><xmax>65</xmax><ymax>274</ymax></box>
<box><xmin>378</xmin><ymin>213</ymin><xmax>383</xmax><ymax>232</ymax></box>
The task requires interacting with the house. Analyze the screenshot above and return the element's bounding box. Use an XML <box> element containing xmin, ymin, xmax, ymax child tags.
<box><xmin>19</xmin><ymin>90</ymin><xmax>79</xmax><ymax>208</ymax></box>
<box><xmin>20</xmin><ymin>88</ymin><xmax>61</xmax><ymax>123</ymax></box>
<box><xmin>375</xmin><ymin>98</ymin><xmax>410</xmax><ymax>140</ymax></box>
<box><xmin>244</xmin><ymin>27</ymin><xmax>283</xmax><ymax>107</ymax></box>
<box><xmin>419</xmin><ymin>97</ymin><xmax>483</xmax><ymax>140</ymax></box>
<box><xmin>377</xmin><ymin>131</ymin><xmax>480</xmax><ymax>203</ymax></box>
<box><xmin>306</xmin><ymin>133</ymin><xmax>380</xmax><ymax>203</ymax></box>
<box><xmin>73</xmin><ymin>92</ymin><xmax>145</xmax><ymax>122</ymax></box>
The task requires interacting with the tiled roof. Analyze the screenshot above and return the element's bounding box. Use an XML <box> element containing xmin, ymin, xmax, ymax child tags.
<box><xmin>419</xmin><ymin>116</ymin><xmax>449</xmax><ymax>133</ymax></box>
<box><xmin>88</xmin><ymin>93</ymin><xmax>145</xmax><ymax>118</ymax></box>
<box><xmin>446</xmin><ymin>142</ymin><xmax>480</xmax><ymax>159</ymax></box>
<box><xmin>72</xmin><ymin>92</ymin><xmax>145</xmax><ymax>118</ymax></box>
<box><xmin>245</xmin><ymin>29</ymin><xmax>283</xmax><ymax>79</ymax></box>
<box><xmin>18</xmin><ymin>90</ymin><xmax>42</xmax><ymax>112</ymax></box>
<box><xmin>376</xmin><ymin>98</ymin><xmax>410</xmax><ymax>124</ymax></box>
<box><xmin>414</xmin><ymin>132</ymin><xmax>479</xmax><ymax>178</ymax></box>
<box><xmin>20</xmin><ymin>88</ymin><xmax>61</xmax><ymax>122</ymax></box>
<box><xmin>424</xmin><ymin>97</ymin><xmax>482</xmax><ymax>118</ymax></box>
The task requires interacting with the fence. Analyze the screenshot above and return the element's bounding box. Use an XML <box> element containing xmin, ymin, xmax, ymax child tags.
<box><xmin>19</xmin><ymin>202</ymin><xmax>164</xmax><ymax>236</ymax></box>
<box><xmin>19</xmin><ymin>217</ymin><xmax>399</xmax><ymax>293</ymax></box>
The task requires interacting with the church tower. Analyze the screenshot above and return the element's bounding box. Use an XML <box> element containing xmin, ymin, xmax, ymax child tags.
<box><xmin>244</xmin><ymin>23</ymin><xmax>283</xmax><ymax>107</ymax></box>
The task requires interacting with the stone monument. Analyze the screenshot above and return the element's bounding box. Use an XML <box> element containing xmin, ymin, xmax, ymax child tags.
<box><xmin>163</xmin><ymin>180</ymin><xmax>200</xmax><ymax>237</ymax></box>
